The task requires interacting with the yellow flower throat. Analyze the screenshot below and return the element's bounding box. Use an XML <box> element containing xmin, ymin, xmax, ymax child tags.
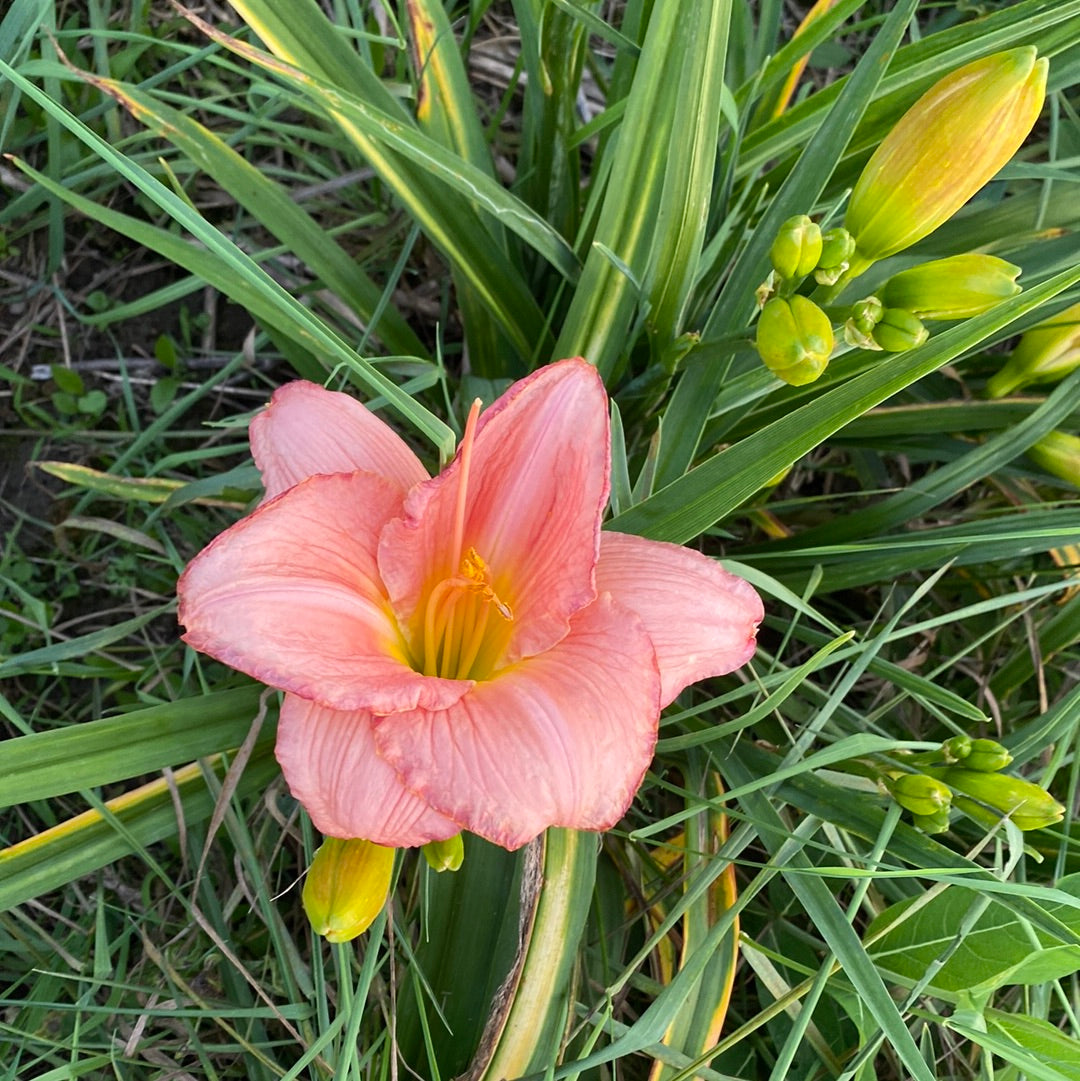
<box><xmin>412</xmin><ymin>399</ymin><xmax>514</xmax><ymax>682</ymax></box>
<box><xmin>420</xmin><ymin>547</ymin><xmax>513</xmax><ymax>680</ymax></box>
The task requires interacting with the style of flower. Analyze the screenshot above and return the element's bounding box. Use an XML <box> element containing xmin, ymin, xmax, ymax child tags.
<box><xmin>178</xmin><ymin>359</ymin><xmax>762</xmax><ymax>850</ymax></box>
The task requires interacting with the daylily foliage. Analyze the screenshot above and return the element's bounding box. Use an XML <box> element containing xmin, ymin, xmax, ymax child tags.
<box><xmin>179</xmin><ymin>360</ymin><xmax>762</xmax><ymax>850</ymax></box>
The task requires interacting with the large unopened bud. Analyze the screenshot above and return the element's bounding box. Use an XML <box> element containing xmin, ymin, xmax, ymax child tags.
<box><xmin>770</xmin><ymin>215</ymin><xmax>823</xmax><ymax>281</ymax></box>
<box><xmin>302</xmin><ymin>837</ymin><xmax>395</xmax><ymax>942</ymax></box>
<box><xmin>964</xmin><ymin>738</ymin><xmax>1013</xmax><ymax>773</ymax></box>
<box><xmin>945</xmin><ymin>768</ymin><xmax>1065</xmax><ymax>831</ymax></box>
<box><xmin>986</xmin><ymin>300</ymin><xmax>1080</xmax><ymax>398</ymax></box>
<box><xmin>880</xmin><ymin>255</ymin><xmax>1021</xmax><ymax>320</ymax></box>
<box><xmin>756</xmin><ymin>295</ymin><xmax>834</xmax><ymax>385</ymax></box>
<box><xmin>845</xmin><ymin>48</ymin><xmax>1047</xmax><ymax>267</ymax></box>
<box><xmin>888</xmin><ymin>773</ymin><xmax>952</xmax><ymax>817</ymax></box>
<box><xmin>1026</xmin><ymin>430</ymin><xmax>1080</xmax><ymax>487</ymax></box>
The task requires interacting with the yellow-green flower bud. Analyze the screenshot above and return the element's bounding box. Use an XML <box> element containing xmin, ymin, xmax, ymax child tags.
<box><xmin>986</xmin><ymin>300</ymin><xmax>1080</xmax><ymax>398</ymax></box>
<box><xmin>880</xmin><ymin>255</ymin><xmax>1022</xmax><ymax>320</ymax></box>
<box><xmin>964</xmin><ymin>738</ymin><xmax>1013</xmax><ymax>773</ymax></box>
<box><xmin>818</xmin><ymin>228</ymin><xmax>857</xmax><ymax>270</ymax></box>
<box><xmin>302</xmin><ymin>837</ymin><xmax>395</xmax><ymax>942</ymax></box>
<box><xmin>422</xmin><ymin>833</ymin><xmax>465</xmax><ymax>872</ymax></box>
<box><xmin>913</xmin><ymin>807</ymin><xmax>951</xmax><ymax>835</ymax></box>
<box><xmin>872</xmin><ymin>308</ymin><xmax>929</xmax><ymax>352</ymax></box>
<box><xmin>889</xmin><ymin>773</ymin><xmax>952</xmax><ymax>817</ymax></box>
<box><xmin>1026</xmin><ymin>430</ymin><xmax>1080</xmax><ymax>487</ymax></box>
<box><xmin>845</xmin><ymin>48</ymin><xmax>1047</xmax><ymax>267</ymax></box>
<box><xmin>945</xmin><ymin>768</ymin><xmax>1065</xmax><ymax>831</ymax></box>
<box><xmin>814</xmin><ymin>228</ymin><xmax>857</xmax><ymax>285</ymax></box>
<box><xmin>941</xmin><ymin>734</ymin><xmax>973</xmax><ymax>763</ymax></box>
<box><xmin>770</xmin><ymin>215</ymin><xmax>823</xmax><ymax>281</ymax></box>
<box><xmin>756</xmin><ymin>295</ymin><xmax>834</xmax><ymax>386</ymax></box>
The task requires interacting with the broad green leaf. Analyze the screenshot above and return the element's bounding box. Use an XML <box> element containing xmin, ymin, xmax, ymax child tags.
<box><xmin>396</xmin><ymin>836</ymin><xmax>524</xmax><ymax>1077</ymax></box>
<box><xmin>866</xmin><ymin>873</ymin><xmax>1080</xmax><ymax>999</ymax></box>
<box><xmin>983</xmin><ymin>1009</ymin><xmax>1080</xmax><ymax>1081</ymax></box>
<box><xmin>0</xmin><ymin>686</ymin><xmax>274</xmax><ymax>807</ymax></box>
<box><xmin>476</xmin><ymin>829</ymin><xmax>597</xmax><ymax>1079</ymax></box>
<box><xmin>947</xmin><ymin>1016</ymin><xmax>1079</xmax><ymax>1081</ymax></box>
<box><xmin>0</xmin><ymin>745</ymin><xmax>279</xmax><ymax>912</ymax></box>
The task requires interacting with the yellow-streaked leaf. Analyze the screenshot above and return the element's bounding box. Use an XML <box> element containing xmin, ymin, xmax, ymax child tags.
<box><xmin>35</xmin><ymin>460</ymin><xmax>247</xmax><ymax>507</ymax></box>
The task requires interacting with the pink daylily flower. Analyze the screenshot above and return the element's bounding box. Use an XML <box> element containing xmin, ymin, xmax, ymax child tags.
<box><xmin>178</xmin><ymin>359</ymin><xmax>762</xmax><ymax>850</ymax></box>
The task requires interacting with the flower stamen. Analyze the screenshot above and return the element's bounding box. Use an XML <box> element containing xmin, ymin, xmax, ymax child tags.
<box><xmin>419</xmin><ymin>547</ymin><xmax>513</xmax><ymax>680</ymax></box>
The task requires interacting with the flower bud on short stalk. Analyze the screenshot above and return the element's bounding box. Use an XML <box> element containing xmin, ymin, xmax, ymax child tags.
<box><xmin>422</xmin><ymin>833</ymin><xmax>465</xmax><ymax>872</ymax></box>
<box><xmin>945</xmin><ymin>768</ymin><xmax>1065</xmax><ymax>831</ymax></box>
<box><xmin>942</xmin><ymin>734</ymin><xmax>973</xmax><ymax>764</ymax></box>
<box><xmin>844</xmin><ymin>48</ymin><xmax>1048</xmax><ymax>268</ymax></box>
<box><xmin>302</xmin><ymin>837</ymin><xmax>395</xmax><ymax>942</ymax></box>
<box><xmin>770</xmin><ymin>215</ymin><xmax>823</xmax><ymax>281</ymax></box>
<box><xmin>986</xmin><ymin>300</ymin><xmax>1080</xmax><ymax>398</ymax></box>
<box><xmin>872</xmin><ymin>308</ymin><xmax>929</xmax><ymax>352</ymax></box>
<box><xmin>964</xmin><ymin>738</ymin><xmax>1013</xmax><ymax>773</ymax></box>
<box><xmin>1026</xmin><ymin>430</ymin><xmax>1080</xmax><ymax>487</ymax></box>
<box><xmin>756</xmin><ymin>295</ymin><xmax>835</xmax><ymax>386</ymax></box>
<box><xmin>881</xmin><ymin>255</ymin><xmax>1022</xmax><ymax>320</ymax></box>
<box><xmin>814</xmin><ymin>228</ymin><xmax>857</xmax><ymax>286</ymax></box>
<box><xmin>843</xmin><ymin>296</ymin><xmax>884</xmax><ymax>349</ymax></box>
<box><xmin>888</xmin><ymin>772</ymin><xmax>952</xmax><ymax>817</ymax></box>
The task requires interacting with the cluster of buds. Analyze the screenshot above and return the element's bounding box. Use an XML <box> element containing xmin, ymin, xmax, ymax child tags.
<box><xmin>754</xmin><ymin>49</ymin><xmax>1046</xmax><ymax>386</ymax></box>
<box><xmin>885</xmin><ymin>735</ymin><xmax>1064</xmax><ymax>834</ymax></box>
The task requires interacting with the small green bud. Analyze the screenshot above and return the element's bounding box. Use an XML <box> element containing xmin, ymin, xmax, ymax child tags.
<box><xmin>843</xmin><ymin>296</ymin><xmax>885</xmax><ymax>349</ymax></box>
<box><xmin>756</xmin><ymin>295</ymin><xmax>835</xmax><ymax>386</ymax></box>
<box><xmin>814</xmin><ymin>228</ymin><xmax>857</xmax><ymax>285</ymax></box>
<box><xmin>302</xmin><ymin>837</ymin><xmax>395</xmax><ymax>942</ymax></box>
<box><xmin>889</xmin><ymin>773</ymin><xmax>953</xmax><ymax>817</ymax></box>
<box><xmin>941</xmin><ymin>734</ymin><xmax>973</xmax><ymax>763</ymax></box>
<box><xmin>770</xmin><ymin>215</ymin><xmax>823</xmax><ymax>281</ymax></box>
<box><xmin>945</xmin><ymin>768</ymin><xmax>1065</xmax><ymax>831</ymax></box>
<box><xmin>913</xmin><ymin>807</ymin><xmax>951</xmax><ymax>835</ymax></box>
<box><xmin>1027</xmin><ymin>430</ymin><xmax>1080</xmax><ymax>487</ymax></box>
<box><xmin>872</xmin><ymin>308</ymin><xmax>929</xmax><ymax>352</ymax></box>
<box><xmin>422</xmin><ymin>833</ymin><xmax>465</xmax><ymax>872</ymax></box>
<box><xmin>880</xmin><ymin>255</ymin><xmax>1022</xmax><ymax>320</ymax></box>
<box><xmin>851</xmin><ymin>296</ymin><xmax>884</xmax><ymax>333</ymax></box>
<box><xmin>964</xmin><ymin>738</ymin><xmax>1013</xmax><ymax>773</ymax></box>
<box><xmin>986</xmin><ymin>300</ymin><xmax>1080</xmax><ymax>398</ymax></box>
<box><xmin>818</xmin><ymin>228</ymin><xmax>857</xmax><ymax>270</ymax></box>
<box><xmin>845</xmin><ymin>48</ymin><xmax>1048</xmax><ymax>265</ymax></box>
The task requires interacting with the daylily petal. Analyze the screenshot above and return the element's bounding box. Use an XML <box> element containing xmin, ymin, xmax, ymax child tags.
<box><xmin>251</xmin><ymin>380</ymin><xmax>429</xmax><ymax>500</ymax></box>
<box><xmin>373</xmin><ymin>594</ymin><xmax>660</xmax><ymax>849</ymax></box>
<box><xmin>379</xmin><ymin>358</ymin><xmax>610</xmax><ymax>663</ymax></box>
<box><xmin>178</xmin><ymin>471</ymin><xmax>468</xmax><ymax>714</ymax></box>
<box><xmin>597</xmin><ymin>532</ymin><xmax>763</xmax><ymax>707</ymax></box>
<box><xmin>276</xmin><ymin>695</ymin><xmax>460</xmax><ymax>847</ymax></box>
